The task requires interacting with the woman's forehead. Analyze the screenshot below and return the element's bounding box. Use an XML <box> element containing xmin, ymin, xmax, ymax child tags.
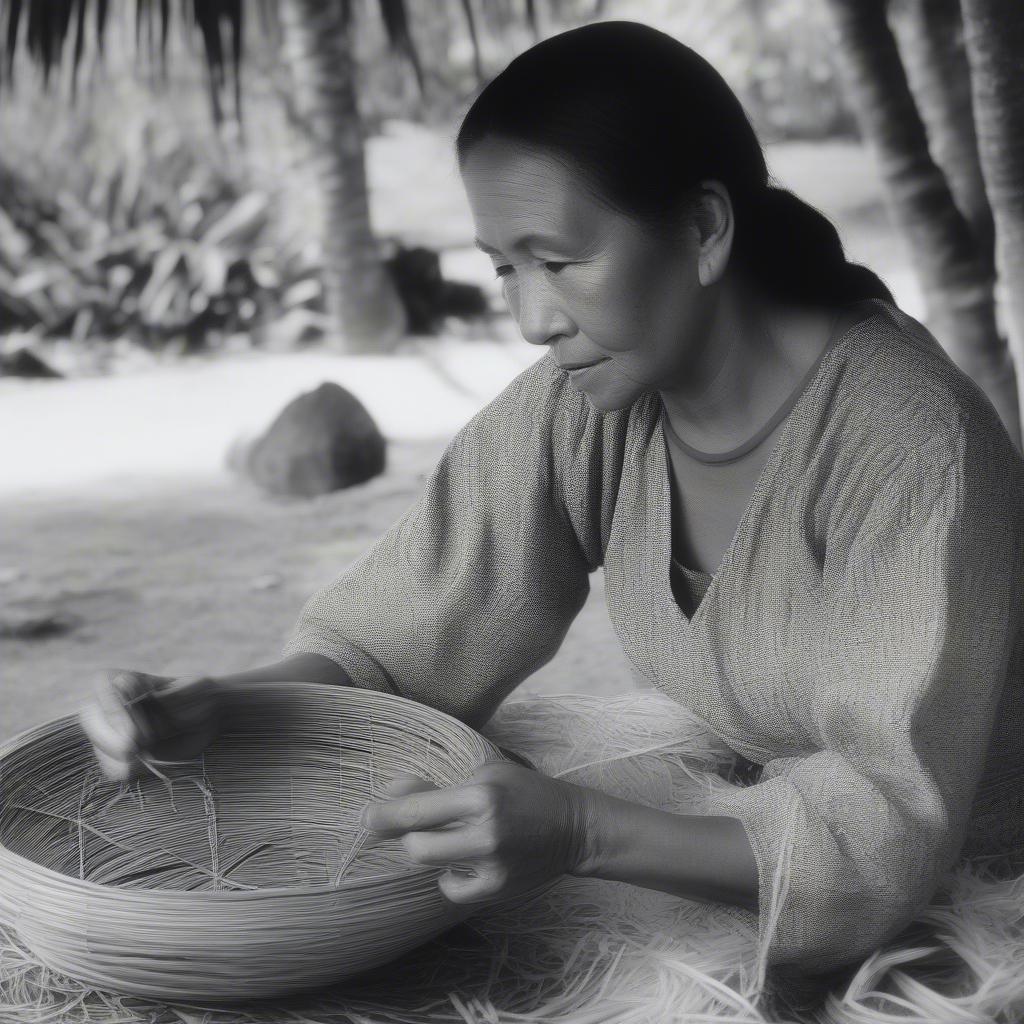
<box><xmin>461</xmin><ymin>139</ymin><xmax>607</xmax><ymax>247</ymax></box>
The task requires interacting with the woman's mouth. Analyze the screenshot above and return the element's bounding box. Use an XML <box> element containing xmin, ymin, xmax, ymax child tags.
<box><xmin>566</xmin><ymin>357</ymin><xmax>611</xmax><ymax>376</ymax></box>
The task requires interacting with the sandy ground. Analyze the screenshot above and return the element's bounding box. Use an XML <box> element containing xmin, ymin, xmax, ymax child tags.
<box><xmin>1</xmin><ymin>127</ymin><xmax>918</xmax><ymax>740</ymax></box>
<box><xmin>1</xmin><ymin>441</ymin><xmax>644</xmax><ymax>739</ymax></box>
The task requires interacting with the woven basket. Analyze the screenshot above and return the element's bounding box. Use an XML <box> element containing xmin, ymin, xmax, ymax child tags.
<box><xmin>0</xmin><ymin>681</ymin><xmax>544</xmax><ymax>1002</ymax></box>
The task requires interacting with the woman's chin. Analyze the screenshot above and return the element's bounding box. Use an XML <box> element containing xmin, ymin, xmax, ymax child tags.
<box><xmin>577</xmin><ymin>382</ymin><xmax>647</xmax><ymax>413</ymax></box>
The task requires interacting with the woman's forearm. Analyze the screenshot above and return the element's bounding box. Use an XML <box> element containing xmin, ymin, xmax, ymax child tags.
<box><xmin>210</xmin><ymin>653</ymin><xmax>353</xmax><ymax>689</ymax></box>
<box><xmin>207</xmin><ymin>660</ymin><xmax>759</xmax><ymax>910</ymax></box>
<box><xmin>571</xmin><ymin>788</ymin><xmax>760</xmax><ymax>914</ymax></box>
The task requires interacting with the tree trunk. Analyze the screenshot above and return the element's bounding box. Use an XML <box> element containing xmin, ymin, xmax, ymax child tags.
<box><xmin>279</xmin><ymin>0</ymin><xmax>407</xmax><ymax>353</ymax></box>
<box><xmin>888</xmin><ymin>0</ymin><xmax>995</xmax><ymax>270</ymax></box>
<box><xmin>960</xmin><ymin>0</ymin><xmax>1024</xmax><ymax>435</ymax></box>
<box><xmin>824</xmin><ymin>0</ymin><xmax>1021</xmax><ymax>450</ymax></box>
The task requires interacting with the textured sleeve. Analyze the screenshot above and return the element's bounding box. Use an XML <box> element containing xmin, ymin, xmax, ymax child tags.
<box><xmin>281</xmin><ymin>352</ymin><xmax>619</xmax><ymax>730</ymax></box>
<box><xmin>702</xmin><ymin>408</ymin><xmax>1024</xmax><ymax>978</ymax></box>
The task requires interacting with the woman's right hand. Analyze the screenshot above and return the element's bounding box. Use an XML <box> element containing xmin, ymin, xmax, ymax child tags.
<box><xmin>78</xmin><ymin>669</ymin><xmax>224</xmax><ymax>781</ymax></box>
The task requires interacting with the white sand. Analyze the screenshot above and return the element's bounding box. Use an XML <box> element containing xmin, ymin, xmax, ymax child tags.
<box><xmin>0</xmin><ymin>335</ymin><xmax>540</xmax><ymax>498</ymax></box>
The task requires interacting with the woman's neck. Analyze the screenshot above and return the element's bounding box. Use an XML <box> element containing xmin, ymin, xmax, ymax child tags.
<box><xmin>658</xmin><ymin>286</ymin><xmax>843</xmax><ymax>452</ymax></box>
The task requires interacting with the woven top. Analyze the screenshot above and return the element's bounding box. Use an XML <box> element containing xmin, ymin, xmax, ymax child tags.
<box><xmin>669</xmin><ymin>556</ymin><xmax>712</xmax><ymax>619</ymax></box>
<box><xmin>283</xmin><ymin>298</ymin><xmax>1024</xmax><ymax>978</ymax></box>
<box><xmin>659</xmin><ymin>308</ymin><xmax>850</xmax><ymax>465</ymax></box>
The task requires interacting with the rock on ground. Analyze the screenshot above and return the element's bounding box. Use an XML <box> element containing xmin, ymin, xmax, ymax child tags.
<box><xmin>239</xmin><ymin>382</ymin><xmax>387</xmax><ymax>498</ymax></box>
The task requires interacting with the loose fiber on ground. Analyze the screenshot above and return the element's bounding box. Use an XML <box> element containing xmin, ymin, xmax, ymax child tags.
<box><xmin>2</xmin><ymin>687</ymin><xmax>1024</xmax><ymax>1023</ymax></box>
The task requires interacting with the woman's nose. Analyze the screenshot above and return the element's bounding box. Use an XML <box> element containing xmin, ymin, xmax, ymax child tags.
<box><xmin>514</xmin><ymin>276</ymin><xmax>574</xmax><ymax>347</ymax></box>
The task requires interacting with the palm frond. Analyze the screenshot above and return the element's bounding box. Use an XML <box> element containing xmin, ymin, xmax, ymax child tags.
<box><xmin>458</xmin><ymin>0</ymin><xmax>484</xmax><ymax>84</ymax></box>
<box><xmin>0</xmin><ymin>0</ymin><xmax>243</xmax><ymax>124</ymax></box>
<box><xmin>94</xmin><ymin>0</ymin><xmax>107</xmax><ymax>57</ymax></box>
<box><xmin>70</xmin><ymin>0</ymin><xmax>86</xmax><ymax>97</ymax></box>
<box><xmin>183</xmin><ymin>0</ymin><xmax>243</xmax><ymax>122</ymax></box>
<box><xmin>377</xmin><ymin>0</ymin><xmax>425</xmax><ymax>99</ymax></box>
<box><xmin>524</xmin><ymin>0</ymin><xmax>539</xmax><ymax>40</ymax></box>
<box><xmin>3</xmin><ymin>0</ymin><xmax>24</xmax><ymax>83</ymax></box>
<box><xmin>254</xmin><ymin>0</ymin><xmax>279</xmax><ymax>46</ymax></box>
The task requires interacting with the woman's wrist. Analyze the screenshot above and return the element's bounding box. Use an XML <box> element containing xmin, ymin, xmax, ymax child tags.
<box><xmin>566</xmin><ymin>785</ymin><xmax>760</xmax><ymax>913</ymax></box>
<box><xmin>564</xmin><ymin>783</ymin><xmax>608</xmax><ymax>877</ymax></box>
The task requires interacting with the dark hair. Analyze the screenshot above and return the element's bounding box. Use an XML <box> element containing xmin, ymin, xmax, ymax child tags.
<box><xmin>456</xmin><ymin>21</ymin><xmax>892</xmax><ymax>307</ymax></box>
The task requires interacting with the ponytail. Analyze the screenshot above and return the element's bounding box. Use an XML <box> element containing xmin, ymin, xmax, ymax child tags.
<box><xmin>456</xmin><ymin>22</ymin><xmax>893</xmax><ymax>311</ymax></box>
<box><xmin>732</xmin><ymin>186</ymin><xmax>894</xmax><ymax>306</ymax></box>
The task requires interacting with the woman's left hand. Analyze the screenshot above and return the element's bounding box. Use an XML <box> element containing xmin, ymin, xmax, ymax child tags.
<box><xmin>361</xmin><ymin>761</ymin><xmax>594</xmax><ymax>905</ymax></box>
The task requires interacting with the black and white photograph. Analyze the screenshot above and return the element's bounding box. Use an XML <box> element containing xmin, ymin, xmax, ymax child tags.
<box><xmin>1</xmin><ymin>2</ymin><xmax>1023</xmax><ymax>1021</ymax></box>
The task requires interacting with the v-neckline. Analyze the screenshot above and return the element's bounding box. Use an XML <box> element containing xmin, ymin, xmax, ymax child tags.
<box><xmin>653</xmin><ymin>301</ymin><xmax>879</xmax><ymax>631</ymax></box>
<box><xmin>655</xmin><ymin>418</ymin><xmax>775</xmax><ymax>630</ymax></box>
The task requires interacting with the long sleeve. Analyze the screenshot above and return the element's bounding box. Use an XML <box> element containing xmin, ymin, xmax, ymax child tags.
<box><xmin>702</xmin><ymin>405</ymin><xmax>1024</xmax><ymax>977</ymax></box>
<box><xmin>281</xmin><ymin>352</ymin><xmax>623</xmax><ymax>730</ymax></box>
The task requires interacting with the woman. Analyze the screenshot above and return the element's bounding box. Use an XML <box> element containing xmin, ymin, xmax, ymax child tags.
<box><xmin>80</xmin><ymin>21</ymin><xmax>1024</xmax><ymax>992</ymax></box>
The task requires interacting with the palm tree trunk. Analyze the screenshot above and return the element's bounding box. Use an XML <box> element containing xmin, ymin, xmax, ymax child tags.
<box><xmin>824</xmin><ymin>0</ymin><xmax>1020</xmax><ymax>450</ymax></box>
<box><xmin>279</xmin><ymin>0</ymin><xmax>407</xmax><ymax>353</ymax></box>
<box><xmin>960</xmin><ymin>0</ymin><xmax>1024</xmax><ymax>435</ymax></box>
<box><xmin>888</xmin><ymin>0</ymin><xmax>995</xmax><ymax>270</ymax></box>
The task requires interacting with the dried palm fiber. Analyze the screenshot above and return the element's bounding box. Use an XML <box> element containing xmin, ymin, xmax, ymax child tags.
<box><xmin>2</xmin><ymin>688</ymin><xmax>1024</xmax><ymax>1024</ymax></box>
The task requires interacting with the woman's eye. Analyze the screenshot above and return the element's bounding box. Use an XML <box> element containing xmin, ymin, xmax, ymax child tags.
<box><xmin>492</xmin><ymin>261</ymin><xmax>568</xmax><ymax>279</ymax></box>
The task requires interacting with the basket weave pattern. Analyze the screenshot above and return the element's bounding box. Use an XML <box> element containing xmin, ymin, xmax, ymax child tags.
<box><xmin>0</xmin><ymin>682</ymin><xmax>531</xmax><ymax>1001</ymax></box>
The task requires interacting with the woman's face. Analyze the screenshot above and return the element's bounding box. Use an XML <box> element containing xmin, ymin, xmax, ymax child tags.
<box><xmin>460</xmin><ymin>136</ymin><xmax>714</xmax><ymax>411</ymax></box>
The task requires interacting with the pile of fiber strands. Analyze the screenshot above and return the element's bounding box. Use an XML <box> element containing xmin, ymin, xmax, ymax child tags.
<box><xmin>3</xmin><ymin>689</ymin><xmax>1023</xmax><ymax>1024</ymax></box>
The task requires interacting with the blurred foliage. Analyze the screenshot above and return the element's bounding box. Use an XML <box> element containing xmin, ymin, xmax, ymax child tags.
<box><xmin>0</xmin><ymin>0</ymin><xmax>858</xmax><ymax>360</ymax></box>
<box><xmin>0</xmin><ymin>114</ymin><xmax>325</xmax><ymax>354</ymax></box>
<box><xmin>742</xmin><ymin>0</ymin><xmax>858</xmax><ymax>139</ymax></box>
<box><xmin>356</xmin><ymin>0</ymin><xmax>857</xmax><ymax>141</ymax></box>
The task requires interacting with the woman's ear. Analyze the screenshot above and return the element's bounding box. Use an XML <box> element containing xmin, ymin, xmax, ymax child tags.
<box><xmin>694</xmin><ymin>180</ymin><xmax>734</xmax><ymax>288</ymax></box>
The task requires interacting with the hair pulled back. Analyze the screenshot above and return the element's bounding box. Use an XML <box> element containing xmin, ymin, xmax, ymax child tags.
<box><xmin>456</xmin><ymin>21</ymin><xmax>892</xmax><ymax>307</ymax></box>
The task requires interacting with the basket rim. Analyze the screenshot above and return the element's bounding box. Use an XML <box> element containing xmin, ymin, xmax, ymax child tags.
<box><xmin>0</xmin><ymin>681</ymin><xmax>512</xmax><ymax>902</ymax></box>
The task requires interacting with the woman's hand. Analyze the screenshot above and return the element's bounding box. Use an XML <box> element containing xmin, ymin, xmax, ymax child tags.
<box><xmin>78</xmin><ymin>669</ymin><xmax>224</xmax><ymax>781</ymax></box>
<box><xmin>363</xmin><ymin>761</ymin><xmax>594</xmax><ymax>905</ymax></box>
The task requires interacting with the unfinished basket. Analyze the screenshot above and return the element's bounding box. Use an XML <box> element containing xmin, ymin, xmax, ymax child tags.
<box><xmin>0</xmin><ymin>681</ymin><xmax>543</xmax><ymax>1002</ymax></box>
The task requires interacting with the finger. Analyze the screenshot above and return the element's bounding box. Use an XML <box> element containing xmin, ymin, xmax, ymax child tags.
<box><xmin>438</xmin><ymin>864</ymin><xmax>506</xmax><ymax>905</ymax></box>
<box><xmin>380</xmin><ymin>773</ymin><xmax>435</xmax><ymax>798</ymax></box>
<box><xmin>89</xmin><ymin>740</ymin><xmax>139</xmax><ymax>782</ymax></box>
<box><xmin>401</xmin><ymin>826</ymin><xmax>495</xmax><ymax>866</ymax></box>
<box><xmin>106</xmin><ymin>668</ymin><xmax>170</xmax><ymax>710</ymax></box>
<box><xmin>360</xmin><ymin>777</ymin><xmax>434</xmax><ymax>832</ymax></box>
<box><xmin>363</xmin><ymin>783</ymin><xmax>479</xmax><ymax>836</ymax></box>
<box><xmin>114</xmin><ymin>674</ymin><xmax>207</xmax><ymax>749</ymax></box>
<box><xmin>153</xmin><ymin>676</ymin><xmax>219</xmax><ymax>736</ymax></box>
<box><xmin>93</xmin><ymin>672</ymin><xmax>147</xmax><ymax>750</ymax></box>
<box><xmin>125</xmin><ymin>691</ymin><xmax>163</xmax><ymax>747</ymax></box>
<box><xmin>78</xmin><ymin>702</ymin><xmax>138</xmax><ymax>763</ymax></box>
